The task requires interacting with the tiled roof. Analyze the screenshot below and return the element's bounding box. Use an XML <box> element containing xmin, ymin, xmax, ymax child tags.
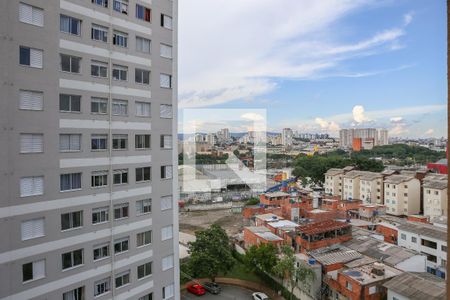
<box><xmin>299</xmin><ymin>220</ymin><xmax>350</xmax><ymax>235</ymax></box>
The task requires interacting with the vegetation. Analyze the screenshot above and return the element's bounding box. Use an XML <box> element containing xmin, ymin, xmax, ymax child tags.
<box><xmin>273</xmin><ymin>246</ymin><xmax>315</xmax><ymax>300</ymax></box>
<box><xmin>179</xmin><ymin>153</ymin><xmax>229</xmax><ymax>165</ymax></box>
<box><xmin>243</xmin><ymin>243</ymin><xmax>278</xmax><ymax>274</ymax></box>
<box><xmin>245</xmin><ymin>197</ymin><xmax>260</xmax><ymax>206</ymax></box>
<box><xmin>186</xmin><ymin>224</ymin><xmax>235</xmax><ymax>282</ymax></box>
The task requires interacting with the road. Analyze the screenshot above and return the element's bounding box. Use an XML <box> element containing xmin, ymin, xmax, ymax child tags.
<box><xmin>181</xmin><ymin>285</ymin><xmax>255</xmax><ymax>300</ymax></box>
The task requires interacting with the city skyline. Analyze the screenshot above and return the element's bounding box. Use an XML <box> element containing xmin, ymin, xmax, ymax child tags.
<box><xmin>179</xmin><ymin>0</ymin><xmax>447</xmax><ymax>138</ymax></box>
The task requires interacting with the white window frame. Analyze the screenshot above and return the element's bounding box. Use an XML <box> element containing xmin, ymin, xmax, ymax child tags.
<box><xmin>60</xmin><ymin>14</ymin><xmax>81</xmax><ymax>36</ymax></box>
<box><xmin>163</xmin><ymin>284</ymin><xmax>174</xmax><ymax>299</ymax></box>
<box><xmin>161</xmin><ymin>14</ymin><xmax>173</xmax><ymax>30</ymax></box>
<box><xmin>112</xmin><ymin>100</ymin><xmax>128</xmax><ymax>116</ymax></box>
<box><xmin>114</xmin><ymin>203</ymin><xmax>129</xmax><ymax>220</ymax></box>
<box><xmin>160</xmin><ymin>104</ymin><xmax>173</xmax><ymax>118</ymax></box>
<box><xmin>112</xmin><ymin>64</ymin><xmax>128</xmax><ymax>81</ymax></box>
<box><xmin>91</xmin><ymin>60</ymin><xmax>108</xmax><ymax>78</ymax></box>
<box><xmin>161</xmin><ymin>135</ymin><xmax>173</xmax><ymax>149</ymax></box>
<box><xmin>161</xmin><ymin>225</ymin><xmax>173</xmax><ymax>241</ymax></box>
<box><xmin>161</xmin><ymin>195</ymin><xmax>173</xmax><ymax>211</ymax></box>
<box><xmin>19</xmin><ymin>3</ymin><xmax>44</xmax><ymax>27</ymax></box>
<box><xmin>59</xmin><ymin>134</ymin><xmax>81</xmax><ymax>152</ymax></box>
<box><xmin>91</xmin><ymin>24</ymin><xmax>108</xmax><ymax>42</ymax></box>
<box><xmin>135</xmin><ymin>134</ymin><xmax>151</xmax><ymax>150</ymax></box>
<box><xmin>91</xmin><ymin>171</ymin><xmax>108</xmax><ymax>188</ymax></box>
<box><xmin>93</xmin><ymin>243</ymin><xmax>110</xmax><ymax>261</ymax></box>
<box><xmin>136</xmin><ymin>199</ymin><xmax>152</xmax><ymax>215</ymax></box>
<box><xmin>20</xmin><ymin>176</ymin><xmax>44</xmax><ymax>197</ymax></box>
<box><xmin>113</xmin><ymin>30</ymin><xmax>128</xmax><ymax>47</ymax></box>
<box><xmin>60</xmin><ymin>94</ymin><xmax>81</xmax><ymax>113</ymax></box>
<box><xmin>61</xmin><ymin>248</ymin><xmax>83</xmax><ymax>270</ymax></box>
<box><xmin>112</xmin><ymin>134</ymin><xmax>128</xmax><ymax>150</ymax></box>
<box><xmin>113</xmin><ymin>169</ymin><xmax>128</xmax><ymax>185</ymax></box>
<box><xmin>92</xmin><ymin>207</ymin><xmax>109</xmax><ymax>224</ymax></box>
<box><xmin>114</xmin><ymin>237</ymin><xmax>129</xmax><ymax>254</ymax></box>
<box><xmin>91</xmin><ymin>97</ymin><xmax>108</xmax><ymax>114</ymax></box>
<box><xmin>115</xmin><ymin>270</ymin><xmax>130</xmax><ymax>288</ymax></box>
<box><xmin>160</xmin><ymin>73</ymin><xmax>172</xmax><ymax>88</ymax></box>
<box><xmin>162</xmin><ymin>255</ymin><xmax>174</xmax><ymax>271</ymax></box>
<box><xmin>91</xmin><ymin>134</ymin><xmax>108</xmax><ymax>150</ymax></box>
<box><xmin>136</xmin><ymin>36</ymin><xmax>151</xmax><ymax>53</ymax></box>
<box><xmin>137</xmin><ymin>262</ymin><xmax>152</xmax><ymax>279</ymax></box>
<box><xmin>94</xmin><ymin>277</ymin><xmax>111</xmax><ymax>296</ymax></box>
<box><xmin>19</xmin><ymin>90</ymin><xmax>43</xmax><ymax>111</ymax></box>
<box><xmin>61</xmin><ymin>211</ymin><xmax>83</xmax><ymax>231</ymax></box>
<box><xmin>161</xmin><ymin>165</ymin><xmax>173</xmax><ymax>179</ymax></box>
<box><xmin>136</xmin><ymin>102</ymin><xmax>151</xmax><ymax>117</ymax></box>
<box><xmin>160</xmin><ymin>43</ymin><xmax>172</xmax><ymax>59</ymax></box>
<box><xmin>136</xmin><ymin>167</ymin><xmax>151</xmax><ymax>182</ymax></box>
<box><xmin>20</xmin><ymin>46</ymin><xmax>43</xmax><ymax>68</ymax></box>
<box><xmin>21</xmin><ymin>218</ymin><xmax>45</xmax><ymax>241</ymax></box>
<box><xmin>60</xmin><ymin>54</ymin><xmax>81</xmax><ymax>73</ymax></box>
<box><xmin>22</xmin><ymin>259</ymin><xmax>46</xmax><ymax>283</ymax></box>
<box><xmin>137</xmin><ymin>230</ymin><xmax>152</xmax><ymax>247</ymax></box>
<box><xmin>135</xmin><ymin>68</ymin><xmax>150</xmax><ymax>85</ymax></box>
<box><xmin>60</xmin><ymin>172</ymin><xmax>82</xmax><ymax>192</ymax></box>
<box><xmin>20</xmin><ymin>133</ymin><xmax>43</xmax><ymax>153</ymax></box>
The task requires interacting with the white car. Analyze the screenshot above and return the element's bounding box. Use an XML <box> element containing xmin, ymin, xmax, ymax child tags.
<box><xmin>252</xmin><ymin>292</ymin><xmax>270</xmax><ymax>300</ymax></box>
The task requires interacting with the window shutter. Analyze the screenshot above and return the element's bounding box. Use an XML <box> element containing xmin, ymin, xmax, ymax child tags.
<box><xmin>30</xmin><ymin>48</ymin><xmax>43</xmax><ymax>68</ymax></box>
<box><xmin>34</xmin><ymin>176</ymin><xmax>44</xmax><ymax>195</ymax></box>
<box><xmin>160</xmin><ymin>104</ymin><xmax>172</xmax><ymax>118</ymax></box>
<box><xmin>70</xmin><ymin>135</ymin><xmax>80</xmax><ymax>150</ymax></box>
<box><xmin>21</xmin><ymin>134</ymin><xmax>43</xmax><ymax>153</ymax></box>
<box><xmin>20</xmin><ymin>176</ymin><xmax>43</xmax><ymax>197</ymax></box>
<box><xmin>32</xmin><ymin>7</ymin><xmax>44</xmax><ymax>26</ymax></box>
<box><xmin>160</xmin><ymin>44</ymin><xmax>172</xmax><ymax>59</ymax></box>
<box><xmin>21</xmin><ymin>218</ymin><xmax>45</xmax><ymax>240</ymax></box>
<box><xmin>161</xmin><ymin>196</ymin><xmax>172</xmax><ymax>210</ymax></box>
<box><xmin>163</xmin><ymin>135</ymin><xmax>172</xmax><ymax>149</ymax></box>
<box><xmin>165</xmin><ymin>166</ymin><xmax>172</xmax><ymax>179</ymax></box>
<box><xmin>33</xmin><ymin>260</ymin><xmax>45</xmax><ymax>279</ymax></box>
<box><xmin>160</xmin><ymin>74</ymin><xmax>170</xmax><ymax>88</ymax></box>
<box><xmin>162</xmin><ymin>255</ymin><xmax>173</xmax><ymax>271</ymax></box>
<box><xmin>163</xmin><ymin>15</ymin><xmax>172</xmax><ymax>29</ymax></box>
<box><xmin>19</xmin><ymin>90</ymin><xmax>43</xmax><ymax>110</ymax></box>
<box><xmin>19</xmin><ymin>3</ymin><xmax>33</xmax><ymax>24</ymax></box>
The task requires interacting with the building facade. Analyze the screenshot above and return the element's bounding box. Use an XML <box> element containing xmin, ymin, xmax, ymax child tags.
<box><xmin>0</xmin><ymin>0</ymin><xmax>178</xmax><ymax>299</ymax></box>
<box><xmin>423</xmin><ymin>180</ymin><xmax>448</xmax><ymax>218</ymax></box>
<box><xmin>281</xmin><ymin>128</ymin><xmax>293</xmax><ymax>147</ymax></box>
<box><xmin>384</xmin><ymin>175</ymin><xmax>420</xmax><ymax>216</ymax></box>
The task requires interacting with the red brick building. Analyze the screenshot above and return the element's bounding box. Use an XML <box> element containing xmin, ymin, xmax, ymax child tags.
<box><xmin>243</xmin><ymin>226</ymin><xmax>284</xmax><ymax>249</ymax></box>
<box><xmin>259</xmin><ymin>191</ymin><xmax>290</xmax><ymax>206</ymax></box>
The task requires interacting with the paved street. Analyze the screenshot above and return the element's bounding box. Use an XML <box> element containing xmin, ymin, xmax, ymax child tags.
<box><xmin>181</xmin><ymin>285</ymin><xmax>255</xmax><ymax>300</ymax></box>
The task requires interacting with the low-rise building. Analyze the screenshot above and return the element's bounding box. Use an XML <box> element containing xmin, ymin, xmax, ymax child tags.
<box><xmin>243</xmin><ymin>226</ymin><xmax>284</xmax><ymax>249</ymax></box>
<box><xmin>383</xmin><ymin>271</ymin><xmax>446</xmax><ymax>300</ymax></box>
<box><xmin>259</xmin><ymin>191</ymin><xmax>290</xmax><ymax>206</ymax></box>
<box><xmin>254</xmin><ymin>213</ymin><xmax>284</xmax><ymax>226</ymax></box>
<box><xmin>384</xmin><ymin>175</ymin><xmax>420</xmax><ymax>216</ymax></box>
<box><xmin>324</xmin><ymin>168</ymin><xmax>345</xmax><ymax>196</ymax></box>
<box><xmin>359</xmin><ymin>204</ymin><xmax>386</xmax><ymax>221</ymax></box>
<box><xmin>343</xmin><ymin>170</ymin><xmax>365</xmax><ymax>200</ymax></box>
<box><xmin>423</xmin><ymin>179</ymin><xmax>447</xmax><ymax>218</ymax></box>
<box><xmin>397</xmin><ymin>222</ymin><xmax>447</xmax><ymax>279</ymax></box>
<box><xmin>295</xmin><ymin>220</ymin><xmax>352</xmax><ymax>253</ymax></box>
<box><xmin>360</xmin><ymin>172</ymin><xmax>384</xmax><ymax>204</ymax></box>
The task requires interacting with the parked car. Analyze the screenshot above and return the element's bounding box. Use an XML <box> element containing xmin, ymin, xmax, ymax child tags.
<box><xmin>252</xmin><ymin>292</ymin><xmax>270</xmax><ymax>300</ymax></box>
<box><xmin>187</xmin><ymin>284</ymin><xmax>206</xmax><ymax>296</ymax></box>
<box><xmin>203</xmin><ymin>282</ymin><xmax>221</xmax><ymax>294</ymax></box>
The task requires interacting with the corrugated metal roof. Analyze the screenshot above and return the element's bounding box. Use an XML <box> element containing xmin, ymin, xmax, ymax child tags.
<box><xmin>309</xmin><ymin>245</ymin><xmax>362</xmax><ymax>265</ymax></box>
<box><xmin>397</xmin><ymin>222</ymin><xmax>447</xmax><ymax>241</ymax></box>
<box><xmin>383</xmin><ymin>272</ymin><xmax>446</xmax><ymax>300</ymax></box>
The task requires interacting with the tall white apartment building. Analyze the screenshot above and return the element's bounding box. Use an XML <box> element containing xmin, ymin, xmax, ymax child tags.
<box><xmin>384</xmin><ymin>175</ymin><xmax>420</xmax><ymax>216</ymax></box>
<box><xmin>378</xmin><ymin>129</ymin><xmax>389</xmax><ymax>146</ymax></box>
<box><xmin>281</xmin><ymin>128</ymin><xmax>293</xmax><ymax>147</ymax></box>
<box><xmin>339</xmin><ymin>128</ymin><xmax>386</xmax><ymax>148</ymax></box>
<box><xmin>0</xmin><ymin>1</ymin><xmax>178</xmax><ymax>299</ymax></box>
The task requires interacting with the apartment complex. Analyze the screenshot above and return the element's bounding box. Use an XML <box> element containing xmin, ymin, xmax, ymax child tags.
<box><xmin>423</xmin><ymin>178</ymin><xmax>448</xmax><ymax>218</ymax></box>
<box><xmin>384</xmin><ymin>175</ymin><xmax>420</xmax><ymax>216</ymax></box>
<box><xmin>0</xmin><ymin>0</ymin><xmax>178</xmax><ymax>299</ymax></box>
<box><xmin>339</xmin><ymin>128</ymin><xmax>389</xmax><ymax>149</ymax></box>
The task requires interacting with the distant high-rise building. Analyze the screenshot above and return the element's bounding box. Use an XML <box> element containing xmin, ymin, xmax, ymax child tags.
<box><xmin>0</xmin><ymin>1</ymin><xmax>178</xmax><ymax>299</ymax></box>
<box><xmin>282</xmin><ymin>128</ymin><xmax>293</xmax><ymax>146</ymax></box>
<box><xmin>379</xmin><ymin>129</ymin><xmax>389</xmax><ymax>145</ymax></box>
<box><xmin>340</xmin><ymin>128</ymin><xmax>385</xmax><ymax>148</ymax></box>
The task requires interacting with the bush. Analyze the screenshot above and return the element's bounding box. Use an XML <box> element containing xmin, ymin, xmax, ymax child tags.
<box><xmin>245</xmin><ymin>198</ymin><xmax>260</xmax><ymax>206</ymax></box>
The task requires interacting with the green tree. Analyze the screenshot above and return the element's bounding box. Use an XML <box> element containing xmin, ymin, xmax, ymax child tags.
<box><xmin>243</xmin><ymin>243</ymin><xmax>278</xmax><ymax>274</ymax></box>
<box><xmin>187</xmin><ymin>224</ymin><xmax>234</xmax><ymax>282</ymax></box>
<box><xmin>273</xmin><ymin>246</ymin><xmax>315</xmax><ymax>300</ymax></box>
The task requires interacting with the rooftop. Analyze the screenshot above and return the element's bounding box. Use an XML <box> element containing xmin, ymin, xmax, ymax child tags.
<box><xmin>255</xmin><ymin>213</ymin><xmax>284</xmax><ymax>222</ymax></box>
<box><xmin>383</xmin><ymin>272</ymin><xmax>446</xmax><ymax>300</ymax></box>
<box><xmin>342</xmin><ymin>262</ymin><xmax>402</xmax><ymax>285</ymax></box>
<box><xmin>384</xmin><ymin>174</ymin><xmax>416</xmax><ymax>184</ymax></box>
<box><xmin>423</xmin><ymin>180</ymin><xmax>447</xmax><ymax>190</ymax></box>
<box><xmin>267</xmin><ymin>219</ymin><xmax>300</xmax><ymax>229</ymax></box>
<box><xmin>245</xmin><ymin>226</ymin><xmax>284</xmax><ymax>242</ymax></box>
<box><xmin>343</xmin><ymin>170</ymin><xmax>370</xmax><ymax>179</ymax></box>
<box><xmin>264</xmin><ymin>191</ymin><xmax>290</xmax><ymax>198</ymax></box>
<box><xmin>309</xmin><ymin>245</ymin><xmax>362</xmax><ymax>266</ymax></box>
<box><xmin>325</xmin><ymin>168</ymin><xmax>345</xmax><ymax>176</ymax></box>
<box><xmin>397</xmin><ymin>222</ymin><xmax>447</xmax><ymax>241</ymax></box>
<box><xmin>299</xmin><ymin>220</ymin><xmax>350</xmax><ymax>235</ymax></box>
<box><xmin>343</xmin><ymin>227</ymin><xmax>423</xmax><ymax>267</ymax></box>
<box><xmin>360</xmin><ymin>172</ymin><xmax>383</xmax><ymax>181</ymax></box>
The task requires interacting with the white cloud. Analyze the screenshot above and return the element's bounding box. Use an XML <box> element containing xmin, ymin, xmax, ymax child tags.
<box><xmin>403</xmin><ymin>11</ymin><xmax>414</xmax><ymax>26</ymax></box>
<box><xmin>390</xmin><ymin>116</ymin><xmax>403</xmax><ymax>123</ymax></box>
<box><xmin>179</xmin><ymin>0</ymin><xmax>409</xmax><ymax>108</ymax></box>
<box><xmin>352</xmin><ymin>105</ymin><xmax>371</xmax><ymax>123</ymax></box>
<box><xmin>241</xmin><ymin>112</ymin><xmax>265</xmax><ymax>121</ymax></box>
<box><xmin>425</xmin><ymin>128</ymin><xmax>434</xmax><ymax>136</ymax></box>
<box><xmin>315</xmin><ymin>117</ymin><xmax>341</xmax><ymax>132</ymax></box>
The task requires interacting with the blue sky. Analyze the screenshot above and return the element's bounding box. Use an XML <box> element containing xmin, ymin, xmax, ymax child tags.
<box><xmin>179</xmin><ymin>0</ymin><xmax>447</xmax><ymax>137</ymax></box>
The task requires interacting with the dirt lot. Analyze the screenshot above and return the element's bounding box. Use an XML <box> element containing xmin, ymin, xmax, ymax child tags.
<box><xmin>179</xmin><ymin>209</ymin><xmax>247</xmax><ymax>236</ymax></box>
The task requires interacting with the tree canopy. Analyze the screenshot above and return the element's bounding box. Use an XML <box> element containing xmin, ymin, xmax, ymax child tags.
<box><xmin>186</xmin><ymin>224</ymin><xmax>234</xmax><ymax>282</ymax></box>
<box><xmin>243</xmin><ymin>243</ymin><xmax>278</xmax><ymax>274</ymax></box>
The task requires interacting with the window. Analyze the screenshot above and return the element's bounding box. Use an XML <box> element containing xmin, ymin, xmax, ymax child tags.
<box><xmin>60</xmin><ymin>94</ymin><xmax>81</xmax><ymax>112</ymax></box>
<box><xmin>163</xmin><ymin>284</ymin><xmax>174</xmax><ymax>299</ymax></box>
<box><xmin>115</xmin><ymin>271</ymin><xmax>130</xmax><ymax>288</ymax></box>
<box><xmin>20</xmin><ymin>176</ymin><xmax>44</xmax><ymax>197</ymax></box>
<box><xmin>136</xmin><ymin>36</ymin><xmax>151</xmax><ymax>53</ymax></box>
<box><xmin>20</xmin><ymin>46</ymin><xmax>43</xmax><ymax>68</ymax></box>
<box><xmin>161</xmin><ymin>225</ymin><xmax>173</xmax><ymax>241</ymax></box>
<box><xmin>112</xmin><ymin>65</ymin><xmax>128</xmax><ymax>81</ymax></box>
<box><xmin>137</xmin><ymin>262</ymin><xmax>152</xmax><ymax>279</ymax></box>
<box><xmin>162</xmin><ymin>255</ymin><xmax>174</xmax><ymax>271</ymax></box>
<box><xmin>114</xmin><ymin>237</ymin><xmax>129</xmax><ymax>254</ymax></box>
<box><xmin>442</xmin><ymin>245</ymin><xmax>447</xmax><ymax>252</ymax></box>
<box><xmin>61</xmin><ymin>211</ymin><xmax>83</xmax><ymax>230</ymax></box>
<box><xmin>114</xmin><ymin>203</ymin><xmax>129</xmax><ymax>220</ymax></box>
<box><xmin>63</xmin><ymin>287</ymin><xmax>84</xmax><ymax>300</ymax></box>
<box><xmin>62</xmin><ymin>249</ymin><xmax>83</xmax><ymax>270</ymax></box>
<box><xmin>136</xmin><ymin>102</ymin><xmax>151</xmax><ymax>117</ymax></box>
<box><xmin>136</xmin><ymin>134</ymin><xmax>151</xmax><ymax>149</ymax></box>
<box><xmin>19</xmin><ymin>90</ymin><xmax>43</xmax><ymax>111</ymax></box>
<box><xmin>92</xmin><ymin>207</ymin><xmax>109</xmax><ymax>224</ymax></box>
<box><xmin>91</xmin><ymin>24</ymin><xmax>108</xmax><ymax>42</ymax></box>
<box><xmin>21</xmin><ymin>218</ymin><xmax>45</xmax><ymax>240</ymax></box>
<box><xmin>91</xmin><ymin>171</ymin><xmax>108</xmax><ymax>188</ymax></box>
<box><xmin>400</xmin><ymin>233</ymin><xmax>406</xmax><ymax>240</ymax></box>
<box><xmin>136</xmin><ymin>199</ymin><xmax>152</xmax><ymax>215</ymax></box>
<box><xmin>161</xmin><ymin>165</ymin><xmax>173</xmax><ymax>179</ymax></box>
<box><xmin>20</xmin><ymin>133</ymin><xmax>43</xmax><ymax>153</ymax></box>
<box><xmin>60</xmin><ymin>15</ymin><xmax>81</xmax><ymax>35</ymax></box>
<box><xmin>91</xmin><ymin>134</ymin><xmax>108</xmax><ymax>150</ymax></box>
<box><xmin>161</xmin><ymin>196</ymin><xmax>173</xmax><ymax>211</ymax></box>
<box><xmin>136</xmin><ymin>4</ymin><xmax>151</xmax><ymax>22</ymax></box>
<box><xmin>19</xmin><ymin>3</ymin><xmax>44</xmax><ymax>27</ymax></box>
<box><xmin>136</xmin><ymin>167</ymin><xmax>151</xmax><ymax>182</ymax></box>
<box><xmin>60</xmin><ymin>134</ymin><xmax>81</xmax><ymax>152</ymax></box>
<box><xmin>404</xmin><ymin>193</ymin><xmax>408</xmax><ymax>197</ymax></box>
<box><xmin>346</xmin><ymin>281</ymin><xmax>352</xmax><ymax>291</ymax></box>
<box><xmin>94</xmin><ymin>278</ymin><xmax>111</xmax><ymax>296</ymax></box>
<box><xmin>113</xmin><ymin>169</ymin><xmax>128</xmax><ymax>185</ymax></box>
<box><xmin>368</xmin><ymin>286</ymin><xmax>377</xmax><ymax>295</ymax></box>
<box><xmin>113</xmin><ymin>0</ymin><xmax>128</xmax><ymax>14</ymax></box>
<box><xmin>112</xmin><ymin>100</ymin><xmax>128</xmax><ymax>116</ymax></box>
<box><xmin>137</xmin><ymin>230</ymin><xmax>152</xmax><ymax>247</ymax></box>
<box><xmin>60</xmin><ymin>54</ymin><xmax>81</xmax><ymax>73</ymax></box>
<box><xmin>160</xmin><ymin>74</ymin><xmax>172</xmax><ymax>88</ymax></box>
<box><xmin>112</xmin><ymin>134</ymin><xmax>128</xmax><ymax>150</ymax></box>
<box><xmin>135</xmin><ymin>68</ymin><xmax>150</xmax><ymax>85</ymax></box>
<box><xmin>60</xmin><ymin>173</ymin><xmax>82</xmax><ymax>191</ymax></box>
<box><xmin>161</xmin><ymin>14</ymin><xmax>173</xmax><ymax>30</ymax></box>
<box><xmin>93</xmin><ymin>243</ymin><xmax>110</xmax><ymax>261</ymax></box>
<box><xmin>91</xmin><ymin>60</ymin><xmax>108</xmax><ymax>78</ymax></box>
<box><xmin>411</xmin><ymin>236</ymin><xmax>417</xmax><ymax>243</ymax></box>
<box><xmin>113</xmin><ymin>30</ymin><xmax>128</xmax><ymax>47</ymax></box>
<box><xmin>91</xmin><ymin>97</ymin><xmax>108</xmax><ymax>114</ymax></box>
<box><xmin>160</xmin><ymin>104</ymin><xmax>173</xmax><ymax>118</ymax></box>
<box><xmin>161</xmin><ymin>135</ymin><xmax>173</xmax><ymax>149</ymax></box>
<box><xmin>160</xmin><ymin>44</ymin><xmax>172</xmax><ymax>59</ymax></box>
<box><xmin>139</xmin><ymin>294</ymin><xmax>153</xmax><ymax>300</ymax></box>
<box><xmin>92</xmin><ymin>0</ymin><xmax>108</xmax><ymax>8</ymax></box>
<box><xmin>434</xmin><ymin>190</ymin><xmax>439</xmax><ymax>195</ymax></box>
<box><xmin>22</xmin><ymin>260</ymin><xmax>45</xmax><ymax>282</ymax></box>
